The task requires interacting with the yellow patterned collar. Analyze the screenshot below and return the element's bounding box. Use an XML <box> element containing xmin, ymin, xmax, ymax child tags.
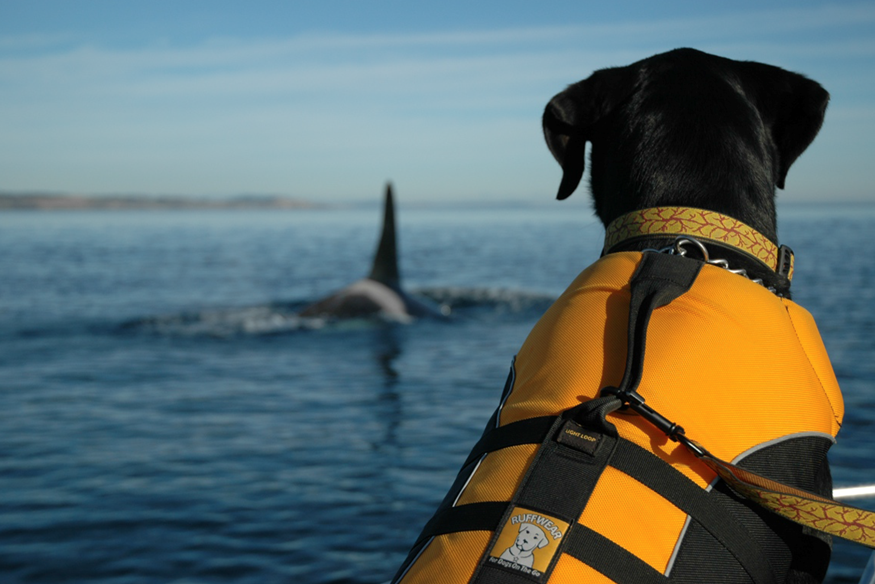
<box><xmin>604</xmin><ymin>207</ymin><xmax>794</xmax><ymax>281</ymax></box>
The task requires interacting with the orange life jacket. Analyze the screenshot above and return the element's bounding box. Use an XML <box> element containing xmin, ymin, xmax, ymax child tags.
<box><xmin>392</xmin><ymin>251</ymin><xmax>843</xmax><ymax>584</ymax></box>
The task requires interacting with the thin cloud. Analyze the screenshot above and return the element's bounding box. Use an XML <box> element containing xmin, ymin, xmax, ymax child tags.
<box><xmin>0</xmin><ymin>2</ymin><xmax>872</xmax><ymax>200</ymax></box>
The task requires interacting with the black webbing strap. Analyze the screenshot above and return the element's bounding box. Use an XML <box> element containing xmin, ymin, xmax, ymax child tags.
<box><xmin>399</xmin><ymin>403</ymin><xmax>622</xmax><ymax>583</ymax></box>
<box><xmin>467</xmin><ymin>402</ymin><xmax>621</xmax><ymax>583</ymax></box>
<box><xmin>593</xmin><ymin>252</ymin><xmax>774</xmax><ymax>584</ymax></box>
<box><xmin>474</xmin><ymin>566</ymin><xmax>542</xmax><ymax>584</ymax></box>
<box><xmin>410</xmin><ymin>406</ymin><xmax>609</xmax><ymax>549</ymax></box>
<box><xmin>513</xmin><ymin>424</ymin><xmax>617</xmax><ymax>519</ymax></box>
<box><xmin>462</xmin><ymin>416</ymin><xmax>556</xmax><ymax>468</ymax></box>
<box><xmin>400</xmin><ymin>414</ymin><xmax>561</xmax><ymax>577</ymax></box>
<box><xmin>409</xmin><ymin>433</ymin><xmax>778</xmax><ymax>584</ymax></box>
<box><xmin>414</xmin><ymin>501</ymin><xmax>507</xmax><ymax>542</ymax></box>
<box><xmin>614</xmin><ymin>252</ymin><xmax>702</xmax><ymax>397</ymax></box>
<box><xmin>601</xmin><ymin>253</ymin><xmax>704</xmax><ymax>439</ymax></box>
<box><xmin>609</xmin><ymin>440</ymin><xmax>777</xmax><ymax>584</ymax></box>
<box><xmin>564</xmin><ymin>524</ymin><xmax>666</xmax><ymax>584</ymax></box>
<box><xmin>605</xmin><ymin>255</ymin><xmax>875</xmax><ymax>551</ymax></box>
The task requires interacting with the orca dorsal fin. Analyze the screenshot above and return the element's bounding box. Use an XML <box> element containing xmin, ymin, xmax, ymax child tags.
<box><xmin>368</xmin><ymin>182</ymin><xmax>400</xmax><ymax>287</ymax></box>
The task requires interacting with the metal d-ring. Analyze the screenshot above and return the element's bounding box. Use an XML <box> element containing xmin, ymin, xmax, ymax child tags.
<box><xmin>643</xmin><ymin>236</ymin><xmax>779</xmax><ymax>294</ymax></box>
<box><xmin>673</xmin><ymin>237</ymin><xmax>710</xmax><ymax>261</ymax></box>
<box><xmin>646</xmin><ymin>236</ymin><xmax>777</xmax><ymax>294</ymax></box>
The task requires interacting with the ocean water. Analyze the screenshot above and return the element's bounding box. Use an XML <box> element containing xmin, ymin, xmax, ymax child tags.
<box><xmin>0</xmin><ymin>202</ymin><xmax>873</xmax><ymax>584</ymax></box>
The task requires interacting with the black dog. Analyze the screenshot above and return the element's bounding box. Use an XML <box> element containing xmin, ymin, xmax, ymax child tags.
<box><xmin>539</xmin><ymin>48</ymin><xmax>833</xmax><ymax>583</ymax></box>
<box><xmin>392</xmin><ymin>49</ymin><xmax>838</xmax><ymax>584</ymax></box>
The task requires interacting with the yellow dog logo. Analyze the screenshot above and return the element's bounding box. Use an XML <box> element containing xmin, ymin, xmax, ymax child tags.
<box><xmin>488</xmin><ymin>507</ymin><xmax>569</xmax><ymax>574</ymax></box>
<box><xmin>499</xmin><ymin>522</ymin><xmax>550</xmax><ymax>567</ymax></box>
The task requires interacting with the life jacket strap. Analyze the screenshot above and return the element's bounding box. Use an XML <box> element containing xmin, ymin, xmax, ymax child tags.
<box><xmin>693</xmin><ymin>446</ymin><xmax>875</xmax><ymax>548</ymax></box>
<box><xmin>462</xmin><ymin>416</ymin><xmax>555</xmax><ymax>469</ymax></box>
<box><xmin>607</xmin><ymin>252</ymin><xmax>875</xmax><ymax>549</ymax></box>
<box><xmin>605</xmin><ymin>251</ymin><xmax>702</xmax><ymax>411</ymax></box>
<box><xmin>403</xmin><ymin>402</ymin><xmax>778</xmax><ymax>584</ymax></box>
<box><xmin>467</xmin><ymin>399</ymin><xmax>621</xmax><ymax>583</ymax></box>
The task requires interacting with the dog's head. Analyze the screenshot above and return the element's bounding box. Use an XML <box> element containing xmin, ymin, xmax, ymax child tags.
<box><xmin>543</xmin><ymin>48</ymin><xmax>828</xmax><ymax>240</ymax></box>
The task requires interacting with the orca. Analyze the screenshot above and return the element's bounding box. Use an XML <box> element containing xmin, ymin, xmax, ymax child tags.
<box><xmin>298</xmin><ymin>183</ymin><xmax>447</xmax><ymax>320</ymax></box>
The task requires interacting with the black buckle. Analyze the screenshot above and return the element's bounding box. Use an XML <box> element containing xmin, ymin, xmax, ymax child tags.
<box><xmin>601</xmin><ymin>386</ymin><xmax>686</xmax><ymax>442</ymax></box>
<box><xmin>777</xmin><ymin>245</ymin><xmax>794</xmax><ymax>280</ymax></box>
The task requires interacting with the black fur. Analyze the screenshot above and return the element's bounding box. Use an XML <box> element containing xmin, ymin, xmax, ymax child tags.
<box><xmin>543</xmin><ymin>49</ymin><xmax>832</xmax><ymax>584</ymax></box>
<box><xmin>543</xmin><ymin>48</ymin><xmax>829</xmax><ymax>244</ymax></box>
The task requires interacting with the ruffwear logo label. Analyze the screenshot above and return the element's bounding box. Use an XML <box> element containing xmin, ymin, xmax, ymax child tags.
<box><xmin>487</xmin><ymin>507</ymin><xmax>570</xmax><ymax>577</ymax></box>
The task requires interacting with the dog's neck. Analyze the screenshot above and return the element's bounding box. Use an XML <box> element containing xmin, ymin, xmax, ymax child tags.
<box><xmin>602</xmin><ymin>206</ymin><xmax>793</xmax><ymax>297</ymax></box>
<box><xmin>594</xmin><ymin>191</ymin><xmax>779</xmax><ymax>247</ymax></box>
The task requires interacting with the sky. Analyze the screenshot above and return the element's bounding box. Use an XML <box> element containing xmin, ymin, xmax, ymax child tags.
<box><xmin>0</xmin><ymin>1</ymin><xmax>873</xmax><ymax>204</ymax></box>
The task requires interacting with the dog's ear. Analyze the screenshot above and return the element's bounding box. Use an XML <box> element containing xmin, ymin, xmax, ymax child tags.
<box><xmin>543</xmin><ymin>67</ymin><xmax>635</xmax><ymax>199</ymax></box>
<box><xmin>747</xmin><ymin>66</ymin><xmax>829</xmax><ymax>189</ymax></box>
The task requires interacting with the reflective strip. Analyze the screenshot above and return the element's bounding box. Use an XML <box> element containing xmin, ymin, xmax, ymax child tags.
<box><xmin>690</xmin><ymin>440</ymin><xmax>875</xmax><ymax>549</ymax></box>
<box><xmin>496</xmin><ymin>357</ymin><xmax>516</xmax><ymax>428</ymax></box>
<box><xmin>730</xmin><ymin>431</ymin><xmax>836</xmax><ymax>464</ymax></box>
<box><xmin>393</xmin><ymin>537</ymin><xmax>433</xmax><ymax>584</ymax></box>
<box><xmin>452</xmin><ymin>454</ymin><xmax>486</xmax><ymax>507</ymax></box>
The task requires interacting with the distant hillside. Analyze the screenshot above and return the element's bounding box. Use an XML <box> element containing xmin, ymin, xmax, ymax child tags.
<box><xmin>0</xmin><ymin>192</ymin><xmax>318</xmax><ymax>211</ymax></box>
